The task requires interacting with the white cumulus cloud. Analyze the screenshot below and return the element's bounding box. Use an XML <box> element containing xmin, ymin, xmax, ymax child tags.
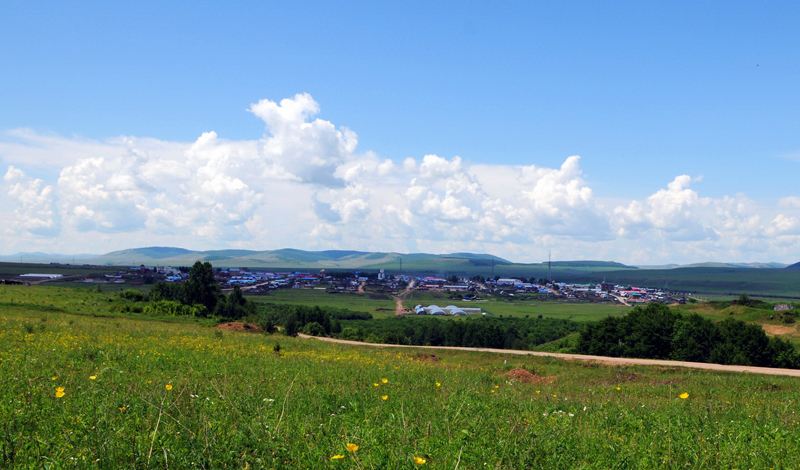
<box><xmin>3</xmin><ymin>166</ymin><xmax>58</xmax><ymax>236</ymax></box>
<box><xmin>0</xmin><ymin>93</ymin><xmax>798</xmax><ymax>264</ymax></box>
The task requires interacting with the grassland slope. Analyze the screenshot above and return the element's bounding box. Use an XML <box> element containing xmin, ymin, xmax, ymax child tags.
<box><xmin>3</xmin><ymin>290</ymin><xmax>800</xmax><ymax>467</ymax></box>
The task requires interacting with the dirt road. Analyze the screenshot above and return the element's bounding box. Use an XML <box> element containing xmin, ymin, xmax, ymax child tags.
<box><xmin>298</xmin><ymin>334</ymin><xmax>800</xmax><ymax>378</ymax></box>
<box><xmin>609</xmin><ymin>293</ymin><xmax>631</xmax><ymax>307</ymax></box>
<box><xmin>393</xmin><ymin>279</ymin><xmax>416</xmax><ymax>315</ymax></box>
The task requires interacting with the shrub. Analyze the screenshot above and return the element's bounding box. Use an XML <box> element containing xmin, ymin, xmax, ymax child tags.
<box><xmin>143</xmin><ymin>300</ymin><xmax>206</xmax><ymax>317</ymax></box>
<box><xmin>119</xmin><ymin>289</ymin><xmax>146</xmax><ymax>302</ymax></box>
<box><xmin>301</xmin><ymin>321</ymin><xmax>325</xmax><ymax>336</ymax></box>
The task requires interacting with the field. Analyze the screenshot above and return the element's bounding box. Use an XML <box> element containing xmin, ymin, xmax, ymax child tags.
<box><xmin>250</xmin><ymin>289</ymin><xmax>396</xmax><ymax>316</ymax></box>
<box><xmin>406</xmin><ymin>291</ymin><xmax>630</xmax><ymax>322</ymax></box>
<box><xmin>248</xmin><ymin>289</ymin><xmax>630</xmax><ymax>322</ymax></box>
<box><xmin>561</xmin><ymin>267</ymin><xmax>800</xmax><ymax>299</ymax></box>
<box><xmin>0</xmin><ymin>262</ymin><xmax>120</xmax><ymax>278</ymax></box>
<box><xmin>3</xmin><ymin>285</ymin><xmax>800</xmax><ymax>467</ymax></box>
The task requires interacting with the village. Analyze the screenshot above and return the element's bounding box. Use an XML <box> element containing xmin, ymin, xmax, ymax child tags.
<box><xmin>5</xmin><ymin>264</ymin><xmax>694</xmax><ymax>310</ymax></box>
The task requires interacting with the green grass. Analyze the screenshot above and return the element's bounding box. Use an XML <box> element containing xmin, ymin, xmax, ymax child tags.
<box><xmin>407</xmin><ymin>291</ymin><xmax>629</xmax><ymax>322</ymax></box>
<box><xmin>249</xmin><ymin>288</ymin><xmax>630</xmax><ymax>322</ymax></box>
<box><xmin>0</xmin><ymin>285</ymin><xmax>209</xmax><ymax>325</ymax></box>
<box><xmin>0</xmin><ymin>262</ymin><xmax>120</xmax><ymax>277</ymax></box>
<box><xmin>563</xmin><ymin>267</ymin><xmax>800</xmax><ymax>298</ymax></box>
<box><xmin>250</xmin><ymin>289</ymin><xmax>396</xmax><ymax>317</ymax></box>
<box><xmin>3</xmin><ymin>288</ymin><xmax>800</xmax><ymax>467</ymax></box>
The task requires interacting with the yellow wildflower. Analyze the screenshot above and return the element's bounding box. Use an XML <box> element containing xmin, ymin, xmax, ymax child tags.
<box><xmin>381</xmin><ymin>395</ymin><xmax>389</xmax><ymax>401</ymax></box>
<box><xmin>118</xmin><ymin>405</ymin><xmax>128</xmax><ymax>413</ymax></box>
<box><xmin>330</xmin><ymin>454</ymin><xmax>345</xmax><ymax>461</ymax></box>
<box><xmin>165</xmin><ymin>383</ymin><xmax>173</xmax><ymax>391</ymax></box>
<box><xmin>346</xmin><ymin>443</ymin><xmax>359</xmax><ymax>453</ymax></box>
<box><xmin>615</xmin><ymin>386</ymin><xmax>621</xmax><ymax>391</ymax></box>
<box><xmin>373</xmin><ymin>383</ymin><xmax>380</xmax><ymax>388</ymax></box>
<box><xmin>54</xmin><ymin>386</ymin><xmax>65</xmax><ymax>398</ymax></box>
<box><xmin>413</xmin><ymin>456</ymin><xmax>427</xmax><ymax>465</ymax></box>
<box><xmin>89</xmin><ymin>375</ymin><xmax>97</xmax><ymax>381</ymax></box>
<box><xmin>51</xmin><ymin>376</ymin><xmax>58</xmax><ymax>381</ymax></box>
<box><xmin>381</xmin><ymin>378</ymin><xmax>389</xmax><ymax>384</ymax></box>
<box><xmin>679</xmin><ymin>392</ymin><xmax>689</xmax><ymax>399</ymax></box>
<box><xmin>435</xmin><ymin>381</ymin><xmax>441</xmax><ymax>388</ymax></box>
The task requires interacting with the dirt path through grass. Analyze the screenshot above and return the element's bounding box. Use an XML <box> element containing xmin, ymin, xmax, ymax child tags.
<box><xmin>298</xmin><ymin>334</ymin><xmax>800</xmax><ymax>378</ymax></box>
<box><xmin>393</xmin><ymin>279</ymin><xmax>416</xmax><ymax>315</ymax></box>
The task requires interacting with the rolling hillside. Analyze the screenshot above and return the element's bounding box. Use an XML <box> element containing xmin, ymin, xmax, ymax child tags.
<box><xmin>77</xmin><ymin>247</ymin><xmax>516</xmax><ymax>271</ymax></box>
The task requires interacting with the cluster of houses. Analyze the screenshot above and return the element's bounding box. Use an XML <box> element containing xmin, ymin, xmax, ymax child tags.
<box><xmin>413</xmin><ymin>276</ymin><xmax>688</xmax><ymax>305</ymax></box>
<box><xmin>16</xmin><ymin>262</ymin><xmax>690</xmax><ymax>306</ymax></box>
<box><xmin>173</xmin><ymin>268</ymin><xmax>690</xmax><ymax>305</ymax></box>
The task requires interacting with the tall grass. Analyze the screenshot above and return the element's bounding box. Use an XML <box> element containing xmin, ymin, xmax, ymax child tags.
<box><xmin>2</xmin><ymin>305</ymin><xmax>800</xmax><ymax>468</ymax></box>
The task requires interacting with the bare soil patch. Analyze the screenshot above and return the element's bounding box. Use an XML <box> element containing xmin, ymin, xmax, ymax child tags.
<box><xmin>505</xmin><ymin>368</ymin><xmax>556</xmax><ymax>385</ymax></box>
<box><xmin>216</xmin><ymin>322</ymin><xmax>263</xmax><ymax>333</ymax></box>
<box><xmin>413</xmin><ymin>353</ymin><xmax>440</xmax><ymax>363</ymax></box>
<box><xmin>762</xmin><ymin>324</ymin><xmax>796</xmax><ymax>336</ymax></box>
<box><xmin>614</xmin><ymin>371</ymin><xmax>640</xmax><ymax>382</ymax></box>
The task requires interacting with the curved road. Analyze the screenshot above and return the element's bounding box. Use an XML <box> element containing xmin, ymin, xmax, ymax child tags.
<box><xmin>298</xmin><ymin>334</ymin><xmax>800</xmax><ymax>378</ymax></box>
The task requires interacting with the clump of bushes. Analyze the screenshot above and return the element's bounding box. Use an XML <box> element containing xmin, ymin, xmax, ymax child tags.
<box><xmin>118</xmin><ymin>261</ymin><xmax>254</xmax><ymax>320</ymax></box>
<box><xmin>577</xmin><ymin>303</ymin><xmax>800</xmax><ymax>369</ymax></box>
<box><xmin>255</xmin><ymin>303</ymin><xmax>371</xmax><ymax>337</ymax></box>
<box><xmin>143</xmin><ymin>300</ymin><xmax>206</xmax><ymax>317</ymax></box>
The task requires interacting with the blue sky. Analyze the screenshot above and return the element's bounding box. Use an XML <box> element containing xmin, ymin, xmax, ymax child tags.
<box><xmin>1</xmin><ymin>1</ymin><xmax>799</xmax><ymax>262</ymax></box>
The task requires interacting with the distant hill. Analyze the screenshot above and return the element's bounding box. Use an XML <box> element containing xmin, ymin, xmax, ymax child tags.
<box><xmin>0</xmin><ymin>252</ymin><xmax>95</xmax><ymax>263</ymax></box>
<box><xmin>549</xmin><ymin>261</ymin><xmax>632</xmax><ymax>269</ymax></box>
<box><xmin>69</xmin><ymin>247</ymin><xmax>514</xmax><ymax>271</ymax></box>
<box><xmin>104</xmin><ymin>247</ymin><xmax>195</xmax><ymax>260</ymax></box>
<box><xmin>639</xmin><ymin>262</ymin><xmax>788</xmax><ymax>270</ymax></box>
<box><xmin>787</xmin><ymin>262</ymin><xmax>800</xmax><ymax>270</ymax></box>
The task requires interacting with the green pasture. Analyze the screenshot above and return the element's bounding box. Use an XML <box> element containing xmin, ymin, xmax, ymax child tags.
<box><xmin>3</xmin><ymin>303</ymin><xmax>800</xmax><ymax>468</ymax></box>
<box><xmin>406</xmin><ymin>291</ymin><xmax>629</xmax><ymax>322</ymax></box>
<box><xmin>249</xmin><ymin>289</ymin><xmax>396</xmax><ymax>316</ymax></box>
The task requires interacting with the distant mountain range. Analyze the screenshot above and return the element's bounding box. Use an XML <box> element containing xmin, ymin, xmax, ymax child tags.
<box><xmin>0</xmin><ymin>246</ymin><xmax>795</xmax><ymax>274</ymax></box>
<box><xmin>14</xmin><ymin>247</ymin><xmax>517</xmax><ymax>271</ymax></box>
<box><xmin>0</xmin><ymin>246</ymin><xmax>626</xmax><ymax>272</ymax></box>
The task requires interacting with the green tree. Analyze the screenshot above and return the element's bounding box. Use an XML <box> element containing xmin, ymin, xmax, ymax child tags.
<box><xmin>284</xmin><ymin>313</ymin><xmax>299</xmax><ymax>337</ymax></box>
<box><xmin>215</xmin><ymin>286</ymin><xmax>253</xmax><ymax>320</ymax></box>
<box><xmin>301</xmin><ymin>321</ymin><xmax>325</xmax><ymax>336</ymax></box>
<box><xmin>671</xmin><ymin>314</ymin><xmax>718</xmax><ymax>362</ymax></box>
<box><xmin>184</xmin><ymin>261</ymin><xmax>220</xmax><ymax>313</ymax></box>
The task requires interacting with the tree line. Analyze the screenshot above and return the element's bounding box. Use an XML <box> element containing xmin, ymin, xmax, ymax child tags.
<box><xmin>333</xmin><ymin>316</ymin><xmax>580</xmax><ymax>350</ymax></box>
<box><xmin>576</xmin><ymin>303</ymin><xmax>800</xmax><ymax>369</ymax></box>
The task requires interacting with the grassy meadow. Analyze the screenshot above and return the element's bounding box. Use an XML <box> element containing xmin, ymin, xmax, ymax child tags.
<box><xmin>3</xmin><ymin>285</ymin><xmax>800</xmax><ymax>468</ymax></box>
<box><xmin>249</xmin><ymin>288</ymin><xmax>631</xmax><ymax>322</ymax></box>
<box><xmin>406</xmin><ymin>291</ymin><xmax>630</xmax><ymax>322</ymax></box>
<box><xmin>250</xmin><ymin>289</ymin><xmax>396</xmax><ymax>317</ymax></box>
